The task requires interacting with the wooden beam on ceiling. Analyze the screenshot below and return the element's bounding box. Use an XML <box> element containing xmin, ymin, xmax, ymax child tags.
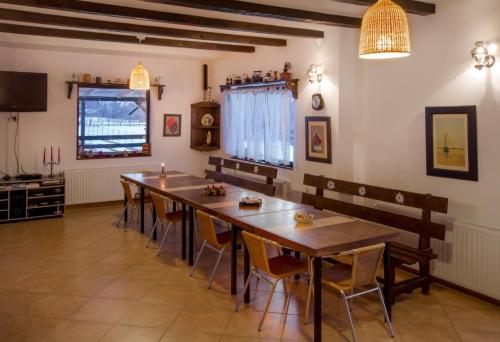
<box><xmin>143</xmin><ymin>0</ymin><xmax>362</xmax><ymax>28</ymax></box>
<box><xmin>0</xmin><ymin>8</ymin><xmax>286</xmax><ymax>46</ymax></box>
<box><xmin>0</xmin><ymin>0</ymin><xmax>324</xmax><ymax>38</ymax></box>
<box><xmin>0</xmin><ymin>22</ymin><xmax>256</xmax><ymax>53</ymax></box>
<box><xmin>331</xmin><ymin>0</ymin><xmax>435</xmax><ymax>16</ymax></box>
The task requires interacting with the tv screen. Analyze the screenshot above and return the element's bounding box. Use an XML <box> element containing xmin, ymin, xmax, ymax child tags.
<box><xmin>0</xmin><ymin>71</ymin><xmax>47</xmax><ymax>112</ymax></box>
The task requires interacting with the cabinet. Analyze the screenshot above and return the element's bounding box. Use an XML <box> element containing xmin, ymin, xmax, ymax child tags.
<box><xmin>190</xmin><ymin>102</ymin><xmax>220</xmax><ymax>152</ymax></box>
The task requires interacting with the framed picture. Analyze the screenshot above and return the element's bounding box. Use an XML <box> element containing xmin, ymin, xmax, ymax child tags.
<box><xmin>163</xmin><ymin>114</ymin><xmax>181</xmax><ymax>137</ymax></box>
<box><xmin>305</xmin><ymin>116</ymin><xmax>332</xmax><ymax>164</ymax></box>
<box><xmin>425</xmin><ymin>106</ymin><xmax>478</xmax><ymax>181</ymax></box>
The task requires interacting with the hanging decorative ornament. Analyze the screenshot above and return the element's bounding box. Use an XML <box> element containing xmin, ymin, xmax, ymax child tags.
<box><xmin>359</xmin><ymin>0</ymin><xmax>411</xmax><ymax>59</ymax></box>
<box><xmin>130</xmin><ymin>35</ymin><xmax>151</xmax><ymax>90</ymax></box>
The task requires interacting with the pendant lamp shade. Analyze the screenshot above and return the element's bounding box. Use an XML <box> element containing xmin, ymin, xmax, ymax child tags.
<box><xmin>359</xmin><ymin>0</ymin><xmax>411</xmax><ymax>59</ymax></box>
<box><xmin>129</xmin><ymin>62</ymin><xmax>150</xmax><ymax>90</ymax></box>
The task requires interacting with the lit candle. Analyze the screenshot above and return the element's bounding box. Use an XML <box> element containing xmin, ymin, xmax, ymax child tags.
<box><xmin>58</xmin><ymin>147</ymin><xmax>61</xmax><ymax>163</ymax></box>
<box><xmin>50</xmin><ymin>146</ymin><xmax>53</xmax><ymax>162</ymax></box>
<box><xmin>43</xmin><ymin>148</ymin><xmax>46</xmax><ymax>164</ymax></box>
<box><xmin>161</xmin><ymin>162</ymin><xmax>165</xmax><ymax>175</ymax></box>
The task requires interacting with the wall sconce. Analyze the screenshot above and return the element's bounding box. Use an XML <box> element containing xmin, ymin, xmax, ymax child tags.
<box><xmin>306</xmin><ymin>64</ymin><xmax>323</xmax><ymax>83</ymax></box>
<box><xmin>471</xmin><ymin>41</ymin><xmax>496</xmax><ymax>70</ymax></box>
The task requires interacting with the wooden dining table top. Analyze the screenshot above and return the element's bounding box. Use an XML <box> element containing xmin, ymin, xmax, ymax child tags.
<box><xmin>121</xmin><ymin>171</ymin><xmax>399</xmax><ymax>257</ymax></box>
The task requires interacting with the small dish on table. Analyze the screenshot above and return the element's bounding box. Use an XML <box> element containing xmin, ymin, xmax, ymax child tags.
<box><xmin>294</xmin><ymin>211</ymin><xmax>314</xmax><ymax>223</ymax></box>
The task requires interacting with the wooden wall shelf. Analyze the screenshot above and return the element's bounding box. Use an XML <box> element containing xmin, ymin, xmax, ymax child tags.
<box><xmin>65</xmin><ymin>81</ymin><xmax>166</xmax><ymax>100</ymax></box>
<box><xmin>219</xmin><ymin>79</ymin><xmax>299</xmax><ymax>99</ymax></box>
<box><xmin>190</xmin><ymin>102</ymin><xmax>220</xmax><ymax>152</ymax></box>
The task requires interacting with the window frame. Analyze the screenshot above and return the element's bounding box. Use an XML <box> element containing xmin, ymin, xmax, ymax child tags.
<box><xmin>76</xmin><ymin>84</ymin><xmax>151</xmax><ymax>159</ymax></box>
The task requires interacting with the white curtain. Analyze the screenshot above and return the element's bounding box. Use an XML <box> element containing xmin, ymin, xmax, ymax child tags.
<box><xmin>222</xmin><ymin>87</ymin><xmax>295</xmax><ymax>166</ymax></box>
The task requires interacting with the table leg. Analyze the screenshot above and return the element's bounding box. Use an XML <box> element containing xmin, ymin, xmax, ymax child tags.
<box><xmin>244</xmin><ymin>242</ymin><xmax>250</xmax><ymax>303</ymax></box>
<box><xmin>173</xmin><ymin>202</ymin><xmax>177</xmax><ymax>212</ymax></box>
<box><xmin>152</xmin><ymin>205</ymin><xmax>157</xmax><ymax>241</ymax></box>
<box><xmin>188</xmin><ymin>207</ymin><xmax>194</xmax><ymax>266</ymax></box>
<box><xmin>231</xmin><ymin>225</ymin><xmax>238</xmax><ymax>295</ymax></box>
<box><xmin>181</xmin><ymin>203</ymin><xmax>187</xmax><ymax>260</ymax></box>
<box><xmin>123</xmin><ymin>193</ymin><xmax>128</xmax><ymax>224</ymax></box>
<box><xmin>383</xmin><ymin>243</ymin><xmax>393</xmax><ymax>320</ymax></box>
<box><xmin>140</xmin><ymin>187</ymin><xmax>145</xmax><ymax>234</ymax></box>
<box><xmin>313</xmin><ymin>257</ymin><xmax>322</xmax><ymax>342</ymax></box>
<box><xmin>294</xmin><ymin>251</ymin><xmax>301</xmax><ymax>280</ymax></box>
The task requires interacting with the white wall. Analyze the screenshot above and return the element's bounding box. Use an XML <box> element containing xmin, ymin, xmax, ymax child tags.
<box><xmin>0</xmin><ymin>46</ymin><xmax>209</xmax><ymax>178</ymax></box>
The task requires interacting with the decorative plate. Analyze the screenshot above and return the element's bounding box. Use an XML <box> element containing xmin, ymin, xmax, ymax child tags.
<box><xmin>200</xmin><ymin>113</ymin><xmax>214</xmax><ymax>127</ymax></box>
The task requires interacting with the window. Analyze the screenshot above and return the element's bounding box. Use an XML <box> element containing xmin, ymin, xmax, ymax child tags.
<box><xmin>222</xmin><ymin>88</ymin><xmax>295</xmax><ymax>168</ymax></box>
<box><xmin>77</xmin><ymin>85</ymin><xmax>150</xmax><ymax>159</ymax></box>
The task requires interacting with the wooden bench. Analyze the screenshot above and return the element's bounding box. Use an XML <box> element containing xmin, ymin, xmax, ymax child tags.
<box><xmin>205</xmin><ymin>157</ymin><xmax>278</xmax><ymax>196</ymax></box>
<box><xmin>301</xmin><ymin>174</ymin><xmax>448</xmax><ymax>303</ymax></box>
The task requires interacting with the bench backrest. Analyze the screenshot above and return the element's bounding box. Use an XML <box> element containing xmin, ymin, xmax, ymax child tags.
<box><xmin>301</xmin><ymin>174</ymin><xmax>448</xmax><ymax>249</ymax></box>
<box><xmin>206</xmin><ymin>157</ymin><xmax>278</xmax><ymax>196</ymax></box>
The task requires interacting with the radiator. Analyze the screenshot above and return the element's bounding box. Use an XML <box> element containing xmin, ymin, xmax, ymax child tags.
<box><xmin>65</xmin><ymin>165</ymin><xmax>157</xmax><ymax>205</ymax></box>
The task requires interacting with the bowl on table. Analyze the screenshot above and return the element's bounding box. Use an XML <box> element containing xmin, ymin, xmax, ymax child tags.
<box><xmin>294</xmin><ymin>212</ymin><xmax>314</xmax><ymax>223</ymax></box>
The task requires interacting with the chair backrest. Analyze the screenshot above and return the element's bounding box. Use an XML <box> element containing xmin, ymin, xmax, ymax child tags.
<box><xmin>350</xmin><ymin>243</ymin><xmax>385</xmax><ymax>288</ymax></box>
<box><xmin>151</xmin><ymin>192</ymin><xmax>167</xmax><ymax>220</ymax></box>
<box><xmin>120</xmin><ymin>180</ymin><xmax>135</xmax><ymax>204</ymax></box>
<box><xmin>301</xmin><ymin>174</ymin><xmax>449</xmax><ymax>250</ymax></box>
<box><xmin>206</xmin><ymin>157</ymin><xmax>278</xmax><ymax>196</ymax></box>
<box><xmin>197</xmin><ymin>211</ymin><xmax>223</xmax><ymax>249</ymax></box>
<box><xmin>241</xmin><ymin>231</ymin><xmax>271</xmax><ymax>275</ymax></box>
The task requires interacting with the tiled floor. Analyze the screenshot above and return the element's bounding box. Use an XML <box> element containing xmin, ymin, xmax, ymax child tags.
<box><xmin>0</xmin><ymin>204</ymin><xmax>499</xmax><ymax>341</ymax></box>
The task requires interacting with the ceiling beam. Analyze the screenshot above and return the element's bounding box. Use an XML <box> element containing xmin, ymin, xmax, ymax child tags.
<box><xmin>143</xmin><ymin>0</ymin><xmax>362</xmax><ymax>28</ymax></box>
<box><xmin>0</xmin><ymin>22</ymin><xmax>255</xmax><ymax>53</ymax></box>
<box><xmin>0</xmin><ymin>8</ymin><xmax>286</xmax><ymax>46</ymax></box>
<box><xmin>331</xmin><ymin>0</ymin><xmax>435</xmax><ymax>16</ymax></box>
<box><xmin>0</xmin><ymin>0</ymin><xmax>324</xmax><ymax>38</ymax></box>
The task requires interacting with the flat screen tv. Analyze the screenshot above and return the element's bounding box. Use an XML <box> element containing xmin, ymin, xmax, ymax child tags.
<box><xmin>0</xmin><ymin>71</ymin><xmax>47</xmax><ymax>112</ymax></box>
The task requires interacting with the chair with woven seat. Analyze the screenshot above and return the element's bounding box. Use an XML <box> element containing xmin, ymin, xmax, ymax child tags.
<box><xmin>305</xmin><ymin>243</ymin><xmax>394</xmax><ymax>342</ymax></box>
<box><xmin>190</xmin><ymin>210</ymin><xmax>232</xmax><ymax>289</ymax></box>
<box><xmin>147</xmin><ymin>192</ymin><xmax>184</xmax><ymax>256</ymax></box>
<box><xmin>116</xmin><ymin>180</ymin><xmax>152</xmax><ymax>229</ymax></box>
<box><xmin>236</xmin><ymin>231</ymin><xmax>309</xmax><ymax>332</ymax></box>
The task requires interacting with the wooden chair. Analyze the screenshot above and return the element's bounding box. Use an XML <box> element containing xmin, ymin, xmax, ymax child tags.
<box><xmin>305</xmin><ymin>244</ymin><xmax>394</xmax><ymax>342</ymax></box>
<box><xmin>301</xmin><ymin>174</ymin><xmax>448</xmax><ymax>304</ymax></box>
<box><xmin>190</xmin><ymin>211</ymin><xmax>232</xmax><ymax>288</ymax></box>
<box><xmin>147</xmin><ymin>192</ymin><xmax>183</xmax><ymax>256</ymax></box>
<box><xmin>116</xmin><ymin>180</ymin><xmax>152</xmax><ymax>229</ymax></box>
<box><xmin>205</xmin><ymin>156</ymin><xmax>278</xmax><ymax>196</ymax></box>
<box><xmin>236</xmin><ymin>231</ymin><xmax>309</xmax><ymax>331</ymax></box>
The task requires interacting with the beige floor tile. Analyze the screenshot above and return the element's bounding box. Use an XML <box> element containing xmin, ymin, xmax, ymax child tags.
<box><xmin>444</xmin><ymin>305</ymin><xmax>500</xmax><ymax>333</ymax></box>
<box><xmin>0</xmin><ymin>272</ymin><xmax>32</xmax><ymax>290</ymax></box>
<box><xmin>29</xmin><ymin>294</ymin><xmax>90</xmax><ymax>318</ymax></box>
<box><xmin>119</xmin><ymin>264</ymin><xmax>169</xmax><ymax>281</ymax></box>
<box><xmin>97</xmin><ymin>279</ymin><xmax>155</xmax><ymax>300</ymax></box>
<box><xmin>220</xmin><ymin>336</ymin><xmax>280</xmax><ymax>342</ymax></box>
<box><xmin>0</xmin><ymin>290</ymin><xmax>47</xmax><ymax>315</ymax></box>
<box><xmin>397</xmin><ymin>323</ymin><xmax>461</xmax><ymax>341</ymax></box>
<box><xmin>40</xmin><ymin>319</ymin><xmax>112</xmax><ymax>342</ymax></box>
<box><xmin>170</xmin><ymin>306</ymin><xmax>234</xmax><ymax>334</ymax></box>
<box><xmin>224</xmin><ymin>309</ymin><xmax>286</xmax><ymax>339</ymax></box>
<box><xmin>13</xmin><ymin>273</ymin><xmax>70</xmax><ymax>293</ymax></box>
<box><xmin>80</xmin><ymin>262</ymin><xmax>131</xmax><ymax>279</ymax></box>
<box><xmin>68</xmin><ymin>248</ymin><xmax>114</xmax><ymax>261</ymax></box>
<box><xmin>43</xmin><ymin>260</ymin><xmax>97</xmax><ymax>276</ymax></box>
<box><xmin>160</xmin><ymin>330</ymin><xmax>221</xmax><ymax>342</ymax></box>
<box><xmin>119</xmin><ymin>302</ymin><xmax>184</xmax><ymax>328</ymax></box>
<box><xmin>392</xmin><ymin>301</ymin><xmax>453</xmax><ymax>328</ymax></box>
<box><xmin>457</xmin><ymin>329</ymin><xmax>500</xmax><ymax>342</ymax></box>
<box><xmin>53</xmin><ymin>276</ymin><xmax>113</xmax><ymax>297</ymax></box>
<box><xmin>141</xmin><ymin>284</ymin><xmax>195</xmax><ymax>305</ymax></box>
<box><xmin>100</xmin><ymin>324</ymin><xmax>166</xmax><ymax>342</ymax></box>
<box><xmin>0</xmin><ymin>313</ymin><xmax>62</xmax><ymax>342</ymax></box>
<box><xmin>281</xmin><ymin>313</ymin><xmax>343</xmax><ymax>342</ymax></box>
<box><xmin>70</xmin><ymin>297</ymin><xmax>135</xmax><ymax>323</ymax></box>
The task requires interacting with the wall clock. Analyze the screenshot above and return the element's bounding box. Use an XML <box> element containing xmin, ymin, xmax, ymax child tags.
<box><xmin>312</xmin><ymin>93</ymin><xmax>324</xmax><ymax>110</ymax></box>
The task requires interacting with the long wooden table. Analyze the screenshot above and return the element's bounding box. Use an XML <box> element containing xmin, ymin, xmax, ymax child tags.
<box><xmin>121</xmin><ymin>171</ymin><xmax>399</xmax><ymax>342</ymax></box>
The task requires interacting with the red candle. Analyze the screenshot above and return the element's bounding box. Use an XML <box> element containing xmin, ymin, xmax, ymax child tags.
<box><xmin>43</xmin><ymin>148</ymin><xmax>46</xmax><ymax>163</ymax></box>
<box><xmin>50</xmin><ymin>146</ymin><xmax>53</xmax><ymax>162</ymax></box>
<box><xmin>58</xmin><ymin>147</ymin><xmax>61</xmax><ymax>163</ymax></box>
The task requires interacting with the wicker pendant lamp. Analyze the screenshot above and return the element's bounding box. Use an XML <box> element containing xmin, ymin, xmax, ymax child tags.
<box><xmin>130</xmin><ymin>35</ymin><xmax>150</xmax><ymax>90</ymax></box>
<box><xmin>359</xmin><ymin>0</ymin><xmax>411</xmax><ymax>59</ymax></box>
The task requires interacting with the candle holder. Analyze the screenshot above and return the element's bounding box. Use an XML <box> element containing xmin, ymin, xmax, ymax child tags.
<box><xmin>159</xmin><ymin>163</ymin><xmax>166</xmax><ymax>178</ymax></box>
<box><xmin>44</xmin><ymin>160</ymin><xmax>60</xmax><ymax>178</ymax></box>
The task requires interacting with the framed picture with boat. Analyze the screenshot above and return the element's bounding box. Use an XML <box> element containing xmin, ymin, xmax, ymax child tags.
<box><xmin>425</xmin><ymin>106</ymin><xmax>478</xmax><ymax>181</ymax></box>
<box><xmin>305</xmin><ymin>116</ymin><xmax>332</xmax><ymax>164</ymax></box>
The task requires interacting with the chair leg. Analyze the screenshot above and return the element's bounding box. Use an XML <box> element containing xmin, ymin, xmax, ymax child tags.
<box><xmin>235</xmin><ymin>269</ymin><xmax>254</xmax><ymax>312</ymax></box>
<box><xmin>376</xmin><ymin>284</ymin><xmax>395</xmax><ymax>337</ymax></box>
<box><xmin>146</xmin><ymin>219</ymin><xmax>160</xmax><ymax>248</ymax></box>
<box><xmin>282</xmin><ymin>278</ymin><xmax>293</xmax><ymax>328</ymax></box>
<box><xmin>304</xmin><ymin>257</ymin><xmax>314</xmax><ymax>324</ymax></box>
<box><xmin>125</xmin><ymin>206</ymin><xmax>137</xmax><ymax>231</ymax></box>
<box><xmin>190</xmin><ymin>241</ymin><xmax>207</xmax><ymax>277</ymax></box>
<box><xmin>156</xmin><ymin>222</ymin><xmax>173</xmax><ymax>256</ymax></box>
<box><xmin>258</xmin><ymin>280</ymin><xmax>278</xmax><ymax>331</ymax></box>
<box><xmin>342</xmin><ymin>292</ymin><xmax>357</xmax><ymax>342</ymax></box>
<box><xmin>116</xmin><ymin>205</ymin><xmax>128</xmax><ymax>227</ymax></box>
<box><xmin>208</xmin><ymin>247</ymin><xmax>225</xmax><ymax>289</ymax></box>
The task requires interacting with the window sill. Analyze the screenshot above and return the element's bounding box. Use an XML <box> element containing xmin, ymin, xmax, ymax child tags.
<box><xmin>230</xmin><ymin>156</ymin><xmax>294</xmax><ymax>170</ymax></box>
<box><xmin>77</xmin><ymin>153</ymin><xmax>151</xmax><ymax>160</ymax></box>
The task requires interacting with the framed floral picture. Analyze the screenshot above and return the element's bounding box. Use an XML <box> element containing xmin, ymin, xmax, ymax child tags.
<box><xmin>163</xmin><ymin>114</ymin><xmax>181</xmax><ymax>137</ymax></box>
<box><xmin>305</xmin><ymin>116</ymin><xmax>332</xmax><ymax>164</ymax></box>
<box><xmin>425</xmin><ymin>106</ymin><xmax>478</xmax><ymax>181</ymax></box>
